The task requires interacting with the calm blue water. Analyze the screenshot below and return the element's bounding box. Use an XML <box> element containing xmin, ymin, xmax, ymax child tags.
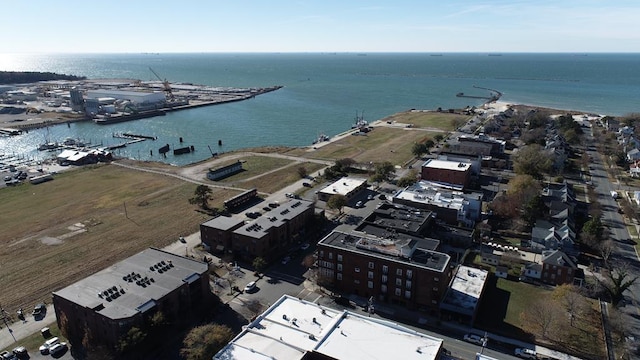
<box><xmin>1</xmin><ymin>53</ymin><xmax>639</xmax><ymax>166</ymax></box>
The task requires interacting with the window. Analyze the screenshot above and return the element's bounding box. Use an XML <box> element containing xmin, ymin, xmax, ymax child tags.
<box><xmin>395</xmin><ymin>288</ymin><xmax>401</xmax><ymax>296</ymax></box>
<box><xmin>368</xmin><ymin>271</ymin><xmax>374</xmax><ymax>279</ymax></box>
<box><xmin>381</xmin><ymin>284</ymin><xmax>387</xmax><ymax>293</ymax></box>
<box><xmin>553</xmin><ymin>265</ymin><xmax>557</xmax><ymax>270</ymax></box>
<box><xmin>405</xmin><ymin>290</ymin><xmax>411</xmax><ymax>299</ymax></box>
<box><xmin>328</xmin><ymin>252</ymin><xmax>333</xmax><ymax>260</ymax></box>
<box><xmin>433</xmin><ymin>287</ymin><xmax>439</xmax><ymax>291</ymax></box>
<box><xmin>368</xmin><ymin>281</ymin><xmax>373</xmax><ymax>289</ymax></box>
<box><xmin>557</xmin><ymin>269</ymin><xmax>562</xmax><ymax>275</ymax></box>
<box><xmin>396</xmin><ymin>268</ymin><xmax>403</xmax><ymax>276</ymax></box>
<box><xmin>337</xmin><ymin>273</ymin><xmax>342</xmax><ymax>281</ymax></box>
<box><xmin>434</xmin><ymin>277</ymin><xmax>439</xmax><ymax>282</ymax></box>
<box><xmin>319</xmin><ymin>250</ymin><xmax>324</xmax><ymax>258</ymax></box>
<box><xmin>406</xmin><ymin>269</ymin><xmax>413</xmax><ymax>279</ymax></box>
<box><xmin>381</xmin><ymin>275</ymin><xmax>388</xmax><ymax>283</ymax></box>
<box><xmin>337</xmin><ymin>254</ymin><xmax>343</xmax><ymax>262</ymax></box>
<box><xmin>395</xmin><ymin>278</ymin><xmax>402</xmax><ymax>286</ymax></box>
<box><xmin>406</xmin><ymin>280</ymin><xmax>412</xmax><ymax>289</ymax></box>
<box><xmin>355</xmin><ymin>267</ymin><xmax>360</xmax><ymax>273</ymax></box>
<box><xmin>382</xmin><ymin>265</ymin><xmax>388</xmax><ymax>274</ymax></box>
<box><xmin>368</xmin><ymin>262</ymin><xmax>374</xmax><ymax>269</ymax></box>
<box><xmin>354</xmin><ymin>279</ymin><xmax>360</xmax><ymax>284</ymax></box>
<box><xmin>337</xmin><ymin>264</ymin><xmax>343</xmax><ymax>271</ymax></box>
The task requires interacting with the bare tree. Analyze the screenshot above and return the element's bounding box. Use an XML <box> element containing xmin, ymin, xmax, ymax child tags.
<box><xmin>599</xmin><ymin>240</ymin><xmax>615</xmax><ymax>268</ymax></box>
<box><xmin>552</xmin><ymin>284</ymin><xmax>586</xmax><ymax>327</ymax></box>
<box><xmin>520</xmin><ymin>298</ymin><xmax>562</xmax><ymax>339</ymax></box>
<box><xmin>601</xmin><ymin>262</ymin><xmax>639</xmax><ymax>306</ymax></box>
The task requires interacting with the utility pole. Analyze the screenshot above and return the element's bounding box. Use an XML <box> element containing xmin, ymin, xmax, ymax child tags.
<box><xmin>0</xmin><ymin>304</ymin><xmax>16</xmax><ymax>342</ymax></box>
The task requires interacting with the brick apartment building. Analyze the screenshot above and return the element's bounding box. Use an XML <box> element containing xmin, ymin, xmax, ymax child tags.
<box><xmin>52</xmin><ymin>248</ymin><xmax>211</xmax><ymax>354</ymax></box>
<box><xmin>201</xmin><ymin>199</ymin><xmax>315</xmax><ymax>262</ymax></box>
<box><xmin>420</xmin><ymin>159</ymin><xmax>472</xmax><ymax>189</ymax></box>
<box><xmin>317</xmin><ymin>231</ymin><xmax>453</xmax><ymax>313</ymax></box>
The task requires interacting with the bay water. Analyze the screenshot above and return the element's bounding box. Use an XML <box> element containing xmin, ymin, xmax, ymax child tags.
<box><xmin>1</xmin><ymin>53</ymin><xmax>638</xmax><ymax>166</ymax></box>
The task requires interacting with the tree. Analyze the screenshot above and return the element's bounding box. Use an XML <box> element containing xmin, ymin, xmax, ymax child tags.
<box><xmin>371</xmin><ymin>161</ymin><xmax>395</xmax><ymax>183</ymax></box>
<box><xmin>601</xmin><ymin>264</ymin><xmax>638</xmax><ymax>306</ymax></box>
<box><xmin>520</xmin><ymin>298</ymin><xmax>562</xmax><ymax>339</ymax></box>
<box><xmin>180</xmin><ymin>324</ymin><xmax>234</xmax><ymax>360</ymax></box>
<box><xmin>189</xmin><ymin>185</ymin><xmax>212</xmax><ymax>209</ymax></box>
<box><xmin>117</xmin><ymin>327</ymin><xmax>147</xmax><ymax>354</ymax></box>
<box><xmin>522</xmin><ymin>195</ymin><xmax>548</xmax><ymax>227</ymax></box>
<box><xmin>512</xmin><ymin>144</ymin><xmax>552</xmax><ymax>179</ymax></box>
<box><xmin>396</xmin><ymin>172</ymin><xmax>417</xmax><ymax>188</ymax></box>
<box><xmin>296</xmin><ymin>166</ymin><xmax>308</xmax><ymax>179</ymax></box>
<box><xmin>552</xmin><ymin>284</ymin><xmax>585</xmax><ymax>327</ymax></box>
<box><xmin>252</xmin><ymin>257</ymin><xmax>267</xmax><ymax>274</ymax></box>
<box><xmin>582</xmin><ymin>217</ymin><xmax>604</xmax><ymax>240</ymax></box>
<box><xmin>434</xmin><ymin>134</ymin><xmax>444</xmax><ymax>142</ymax></box>
<box><xmin>411</xmin><ymin>142</ymin><xmax>428</xmax><ymax>157</ymax></box>
<box><xmin>327</xmin><ymin>194</ymin><xmax>347</xmax><ymax>214</ymax></box>
<box><xmin>507</xmin><ymin>174</ymin><xmax>541</xmax><ymax>205</ymax></box>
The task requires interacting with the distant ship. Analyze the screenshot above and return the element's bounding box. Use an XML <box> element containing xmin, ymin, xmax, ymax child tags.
<box><xmin>313</xmin><ymin>132</ymin><xmax>330</xmax><ymax>144</ymax></box>
<box><xmin>351</xmin><ymin>110</ymin><xmax>368</xmax><ymax>129</ymax></box>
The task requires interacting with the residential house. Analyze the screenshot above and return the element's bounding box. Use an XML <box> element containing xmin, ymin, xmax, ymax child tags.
<box><xmin>540</xmin><ymin>250</ymin><xmax>582</xmax><ymax>286</ymax></box>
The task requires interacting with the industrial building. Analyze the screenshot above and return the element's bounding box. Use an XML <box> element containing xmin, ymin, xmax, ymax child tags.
<box><xmin>86</xmin><ymin>89</ymin><xmax>166</xmax><ymax>106</ymax></box>
<box><xmin>214</xmin><ymin>295</ymin><xmax>446</xmax><ymax>360</ymax></box>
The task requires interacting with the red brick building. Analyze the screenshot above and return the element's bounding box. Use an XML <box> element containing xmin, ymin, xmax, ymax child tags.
<box><xmin>541</xmin><ymin>250</ymin><xmax>580</xmax><ymax>286</ymax></box>
<box><xmin>317</xmin><ymin>231</ymin><xmax>453</xmax><ymax>313</ymax></box>
<box><xmin>52</xmin><ymin>248</ymin><xmax>211</xmax><ymax>356</ymax></box>
<box><xmin>420</xmin><ymin>159</ymin><xmax>472</xmax><ymax>189</ymax></box>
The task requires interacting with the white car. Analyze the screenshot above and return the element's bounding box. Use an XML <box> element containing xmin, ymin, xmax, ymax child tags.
<box><xmin>514</xmin><ymin>348</ymin><xmax>537</xmax><ymax>359</ymax></box>
<box><xmin>39</xmin><ymin>337</ymin><xmax>60</xmax><ymax>354</ymax></box>
<box><xmin>281</xmin><ymin>256</ymin><xmax>291</xmax><ymax>265</ymax></box>
<box><xmin>243</xmin><ymin>281</ymin><xmax>257</xmax><ymax>293</ymax></box>
<box><xmin>300</xmin><ymin>243</ymin><xmax>310</xmax><ymax>250</ymax></box>
<box><xmin>463</xmin><ymin>333</ymin><xmax>484</xmax><ymax>345</ymax></box>
<box><xmin>49</xmin><ymin>342</ymin><xmax>68</xmax><ymax>357</ymax></box>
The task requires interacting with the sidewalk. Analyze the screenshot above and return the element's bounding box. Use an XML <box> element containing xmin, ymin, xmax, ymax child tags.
<box><xmin>0</xmin><ymin>304</ymin><xmax>56</xmax><ymax>351</ymax></box>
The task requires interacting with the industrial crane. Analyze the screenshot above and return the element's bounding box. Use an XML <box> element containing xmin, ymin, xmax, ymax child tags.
<box><xmin>148</xmin><ymin>67</ymin><xmax>174</xmax><ymax>101</ymax></box>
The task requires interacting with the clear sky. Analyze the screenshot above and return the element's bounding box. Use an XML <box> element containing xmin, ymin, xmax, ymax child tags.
<box><xmin>3</xmin><ymin>0</ymin><xmax>639</xmax><ymax>53</ymax></box>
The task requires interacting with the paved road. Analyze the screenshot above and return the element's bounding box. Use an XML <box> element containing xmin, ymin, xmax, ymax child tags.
<box><xmin>587</xmin><ymin>129</ymin><xmax>640</xmax><ymax>359</ymax></box>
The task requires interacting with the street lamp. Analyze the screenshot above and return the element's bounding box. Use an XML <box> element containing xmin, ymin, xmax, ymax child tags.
<box><xmin>480</xmin><ymin>331</ymin><xmax>488</xmax><ymax>354</ymax></box>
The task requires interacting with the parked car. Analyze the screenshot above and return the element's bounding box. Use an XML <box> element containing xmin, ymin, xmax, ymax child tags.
<box><xmin>302</xmin><ymin>182</ymin><xmax>312</xmax><ymax>187</ymax></box>
<box><xmin>268</xmin><ymin>202</ymin><xmax>280</xmax><ymax>208</ymax></box>
<box><xmin>12</xmin><ymin>347</ymin><xmax>27</xmax><ymax>359</ymax></box>
<box><xmin>0</xmin><ymin>350</ymin><xmax>17</xmax><ymax>360</ymax></box>
<box><xmin>243</xmin><ymin>281</ymin><xmax>257</xmax><ymax>293</ymax></box>
<box><xmin>3</xmin><ymin>175</ymin><xmax>11</xmax><ymax>182</ymax></box>
<box><xmin>334</xmin><ymin>296</ymin><xmax>355</xmax><ymax>308</ymax></box>
<box><xmin>281</xmin><ymin>256</ymin><xmax>291</xmax><ymax>265</ymax></box>
<box><xmin>300</xmin><ymin>243</ymin><xmax>310</xmax><ymax>250</ymax></box>
<box><xmin>32</xmin><ymin>303</ymin><xmax>46</xmax><ymax>317</ymax></box>
<box><xmin>367</xmin><ymin>194</ymin><xmax>374</xmax><ymax>200</ymax></box>
<box><xmin>39</xmin><ymin>337</ymin><xmax>60</xmax><ymax>354</ymax></box>
<box><xmin>463</xmin><ymin>333</ymin><xmax>484</xmax><ymax>345</ymax></box>
<box><xmin>514</xmin><ymin>348</ymin><xmax>537</xmax><ymax>359</ymax></box>
<box><xmin>355</xmin><ymin>201</ymin><xmax>363</xmax><ymax>208</ymax></box>
<box><xmin>49</xmin><ymin>342</ymin><xmax>68</xmax><ymax>357</ymax></box>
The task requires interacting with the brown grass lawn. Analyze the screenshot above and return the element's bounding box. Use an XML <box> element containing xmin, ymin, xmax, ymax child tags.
<box><xmin>298</xmin><ymin>127</ymin><xmax>440</xmax><ymax>165</ymax></box>
<box><xmin>477</xmin><ymin>277</ymin><xmax>605</xmax><ymax>359</ymax></box>
<box><xmin>0</xmin><ymin>164</ymin><xmax>217</xmax><ymax>311</ymax></box>
<box><xmin>215</xmin><ymin>156</ymin><xmax>293</xmax><ymax>182</ymax></box>
<box><xmin>380</xmin><ymin>110</ymin><xmax>471</xmax><ymax>131</ymax></box>
<box><xmin>237</xmin><ymin>162</ymin><xmax>325</xmax><ymax>193</ymax></box>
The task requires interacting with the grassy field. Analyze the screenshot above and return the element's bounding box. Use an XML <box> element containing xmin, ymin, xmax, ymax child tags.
<box><xmin>380</xmin><ymin>110</ymin><xmax>470</xmax><ymax>131</ymax></box>
<box><xmin>0</xmin><ymin>164</ymin><xmax>216</xmax><ymax>311</ymax></box>
<box><xmin>295</xmin><ymin>127</ymin><xmax>439</xmax><ymax>165</ymax></box>
<box><xmin>236</xmin><ymin>162</ymin><xmax>325</xmax><ymax>193</ymax></box>
<box><xmin>214</xmin><ymin>156</ymin><xmax>293</xmax><ymax>182</ymax></box>
<box><xmin>477</xmin><ymin>277</ymin><xmax>605</xmax><ymax>359</ymax></box>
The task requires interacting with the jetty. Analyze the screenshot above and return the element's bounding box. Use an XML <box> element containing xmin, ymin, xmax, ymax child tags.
<box><xmin>0</xmin><ymin>127</ymin><xmax>22</xmax><ymax>136</ymax></box>
<box><xmin>456</xmin><ymin>85</ymin><xmax>502</xmax><ymax>102</ymax></box>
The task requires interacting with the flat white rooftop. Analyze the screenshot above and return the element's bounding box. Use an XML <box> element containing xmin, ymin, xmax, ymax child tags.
<box><xmin>423</xmin><ymin>159</ymin><xmax>471</xmax><ymax>172</ymax></box>
<box><xmin>319</xmin><ymin>177</ymin><xmax>367</xmax><ymax>197</ymax></box>
<box><xmin>441</xmin><ymin>265</ymin><xmax>488</xmax><ymax>314</ymax></box>
<box><xmin>215</xmin><ymin>295</ymin><xmax>443</xmax><ymax>360</ymax></box>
